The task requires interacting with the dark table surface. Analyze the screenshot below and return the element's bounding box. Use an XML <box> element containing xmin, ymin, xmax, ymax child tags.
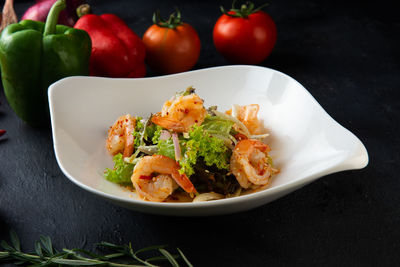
<box><xmin>1</xmin><ymin>0</ymin><xmax>399</xmax><ymax>266</ymax></box>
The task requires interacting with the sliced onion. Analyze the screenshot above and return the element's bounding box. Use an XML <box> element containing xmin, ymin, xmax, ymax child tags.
<box><xmin>212</xmin><ymin>110</ymin><xmax>251</xmax><ymax>137</ymax></box>
<box><xmin>138</xmin><ymin>145</ymin><xmax>158</xmax><ymax>155</ymax></box>
<box><xmin>124</xmin><ymin>157</ymin><xmax>141</xmax><ymax>165</ymax></box>
<box><xmin>249</xmin><ymin>133</ymin><xmax>270</xmax><ymax>139</ymax></box>
<box><xmin>231</xmin><ymin>104</ymin><xmax>240</xmax><ymax>118</ymax></box>
<box><xmin>193</xmin><ymin>192</ymin><xmax>225</xmax><ymax>202</ymax></box>
<box><xmin>172</xmin><ymin>132</ymin><xmax>181</xmax><ymax>161</ymax></box>
<box><xmin>159</xmin><ymin>130</ymin><xmax>171</xmax><ymax>140</ymax></box>
<box><xmin>228</xmin><ymin>134</ymin><xmax>238</xmax><ymax>145</ymax></box>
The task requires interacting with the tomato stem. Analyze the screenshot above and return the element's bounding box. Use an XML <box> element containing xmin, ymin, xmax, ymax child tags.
<box><xmin>76</xmin><ymin>4</ymin><xmax>91</xmax><ymax>18</ymax></box>
<box><xmin>152</xmin><ymin>7</ymin><xmax>183</xmax><ymax>29</ymax></box>
<box><xmin>220</xmin><ymin>1</ymin><xmax>269</xmax><ymax>18</ymax></box>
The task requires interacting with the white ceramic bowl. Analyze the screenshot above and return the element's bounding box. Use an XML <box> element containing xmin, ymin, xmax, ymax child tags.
<box><xmin>48</xmin><ymin>65</ymin><xmax>368</xmax><ymax>216</ymax></box>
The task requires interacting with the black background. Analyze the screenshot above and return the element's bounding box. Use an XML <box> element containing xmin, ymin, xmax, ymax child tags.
<box><xmin>1</xmin><ymin>0</ymin><xmax>399</xmax><ymax>266</ymax></box>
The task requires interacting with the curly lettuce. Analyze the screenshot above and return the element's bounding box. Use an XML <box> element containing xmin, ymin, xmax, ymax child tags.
<box><xmin>157</xmin><ymin>139</ymin><xmax>176</xmax><ymax>160</ymax></box>
<box><xmin>104</xmin><ymin>154</ymin><xmax>134</xmax><ymax>185</ymax></box>
<box><xmin>149</xmin><ymin>125</ymin><xmax>163</xmax><ymax>144</ymax></box>
<box><xmin>131</xmin><ymin>116</ymin><xmax>164</xmax><ymax>148</ymax></box>
<box><xmin>132</xmin><ymin>117</ymin><xmax>143</xmax><ymax>149</ymax></box>
<box><xmin>157</xmin><ymin>125</ymin><xmax>231</xmax><ymax>177</ymax></box>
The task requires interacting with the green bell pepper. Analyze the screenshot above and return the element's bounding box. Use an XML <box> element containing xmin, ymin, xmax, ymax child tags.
<box><xmin>0</xmin><ymin>0</ymin><xmax>91</xmax><ymax>125</ymax></box>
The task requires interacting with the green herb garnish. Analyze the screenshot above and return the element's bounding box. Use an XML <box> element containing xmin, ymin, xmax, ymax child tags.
<box><xmin>0</xmin><ymin>230</ymin><xmax>192</xmax><ymax>266</ymax></box>
<box><xmin>104</xmin><ymin>153</ymin><xmax>134</xmax><ymax>185</ymax></box>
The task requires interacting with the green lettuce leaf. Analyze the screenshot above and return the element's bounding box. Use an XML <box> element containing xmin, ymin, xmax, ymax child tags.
<box><xmin>202</xmin><ymin>115</ymin><xmax>234</xmax><ymax>135</ymax></box>
<box><xmin>157</xmin><ymin>139</ymin><xmax>176</xmax><ymax>160</ymax></box>
<box><xmin>104</xmin><ymin>154</ymin><xmax>134</xmax><ymax>185</ymax></box>
<box><xmin>132</xmin><ymin>117</ymin><xmax>143</xmax><ymax>149</ymax></box>
<box><xmin>131</xmin><ymin>117</ymin><xmax>163</xmax><ymax>148</ymax></box>
<box><xmin>149</xmin><ymin>125</ymin><xmax>163</xmax><ymax>144</ymax></box>
<box><xmin>157</xmin><ymin>125</ymin><xmax>231</xmax><ymax>177</ymax></box>
<box><xmin>180</xmin><ymin>125</ymin><xmax>230</xmax><ymax>176</ymax></box>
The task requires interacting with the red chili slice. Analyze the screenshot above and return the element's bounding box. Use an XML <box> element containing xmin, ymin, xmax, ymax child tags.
<box><xmin>139</xmin><ymin>175</ymin><xmax>152</xmax><ymax>180</ymax></box>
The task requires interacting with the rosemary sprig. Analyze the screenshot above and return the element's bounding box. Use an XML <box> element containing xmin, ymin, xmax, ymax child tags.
<box><xmin>0</xmin><ymin>230</ymin><xmax>192</xmax><ymax>266</ymax></box>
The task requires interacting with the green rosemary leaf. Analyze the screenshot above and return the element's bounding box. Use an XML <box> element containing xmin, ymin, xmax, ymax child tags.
<box><xmin>97</xmin><ymin>241</ymin><xmax>125</xmax><ymax>250</ymax></box>
<box><xmin>146</xmin><ymin>254</ymin><xmax>179</xmax><ymax>262</ymax></box>
<box><xmin>70</xmin><ymin>248</ymin><xmax>113</xmax><ymax>260</ymax></box>
<box><xmin>127</xmin><ymin>243</ymin><xmax>157</xmax><ymax>267</ymax></box>
<box><xmin>177</xmin><ymin>248</ymin><xmax>193</xmax><ymax>267</ymax></box>
<box><xmin>39</xmin><ymin>236</ymin><xmax>53</xmax><ymax>256</ymax></box>
<box><xmin>0</xmin><ymin>240</ymin><xmax>13</xmax><ymax>251</ymax></box>
<box><xmin>35</xmin><ymin>260</ymin><xmax>54</xmax><ymax>267</ymax></box>
<box><xmin>34</xmin><ymin>241</ymin><xmax>43</xmax><ymax>258</ymax></box>
<box><xmin>158</xmin><ymin>249</ymin><xmax>179</xmax><ymax>267</ymax></box>
<box><xmin>102</xmin><ymin>252</ymin><xmax>126</xmax><ymax>260</ymax></box>
<box><xmin>8</xmin><ymin>252</ymin><xmax>39</xmax><ymax>264</ymax></box>
<box><xmin>10</xmin><ymin>230</ymin><xmax>21</xmax><ymax>251</ymax></box>
<box><xmin>0</xmin><ymin>251</ymin><xmax>9</xmax><ymax>259</ymax></box>
<box><xmin>52</xmin><ymin>251</ymin><xmax>71</xmax><ymax>259</ymax></box>
<box><xmin>135</xmin><ymin>245</ymin><xmax>167</xmax><ymax>255</ymax></box>
<box><xmin>51</xmin><ymin>258</ymin><xmax>103</xmax><ymax>265</ymax></box>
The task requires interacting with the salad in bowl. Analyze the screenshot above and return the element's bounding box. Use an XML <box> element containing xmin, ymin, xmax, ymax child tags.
<box><xmin>104</xmin><ymin>87</ymin><xmax>279</xmax><ymax>202</ymax></box>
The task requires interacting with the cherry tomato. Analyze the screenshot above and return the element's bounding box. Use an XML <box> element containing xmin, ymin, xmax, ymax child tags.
<box><xmin>213</xmin><ymin>2</ymin><xmax>277</xmax><ymax>64</ymax></box>
<box><xmin>142</xmin><ymin>9</ymin><xmax>201</xmax><ymax>74</ymax></box>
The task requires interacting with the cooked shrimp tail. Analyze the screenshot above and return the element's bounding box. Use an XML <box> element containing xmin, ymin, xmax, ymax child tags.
<box><xmin>172</xmin><ymin>172</ymin><xmax>197</xmax><ymax>194</ymax></box>
<box><xmin>131</xmin><ymin>155</ymin><xmax>197</xmax><ymax>201</ymax></box>
<box><xmin>151</xmin><ymin>113</ymin><xmax>186</xmax><ymax>132</ymax></box>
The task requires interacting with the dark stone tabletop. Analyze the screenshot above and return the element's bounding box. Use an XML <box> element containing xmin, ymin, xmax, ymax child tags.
<box><xmin>0</xmin><ymin>0</ymin><xmax>399</xmax><ymax>266</ymax></box>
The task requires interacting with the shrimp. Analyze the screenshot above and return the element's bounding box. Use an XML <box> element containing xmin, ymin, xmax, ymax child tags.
<box><xmin>106</xmin><ymin>114</ymin><xmax>136</xmax><ymax>158</ymax></box>
<box><xmin>151</xmin><ymin>93</ymin><xmax>207</xmax><ymax>132</ymax></box>
<box><xmin>226</xmin><ymin>104</ymin><xmax>262</xmax><ymax>135</ymax></box>
<box><xmin>230</xmin><ymin>139</ymin><xmax>277</xmax><ymax>189</ymax></box>
<box><xmin>133</xmin><ymin>174</ymin><xmax>178</xmax><ymax>202</ymax></box>
<box><xmin>131</xmin><ymin>155</ymin><xmax>197</xmax><ymax>201</ymax></box>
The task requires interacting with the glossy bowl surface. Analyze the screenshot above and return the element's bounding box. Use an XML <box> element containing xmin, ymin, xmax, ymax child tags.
<box><xmin>49</xmin><ymin>65</ymin><xmax>368</xmax><ymax>216</ymax></box>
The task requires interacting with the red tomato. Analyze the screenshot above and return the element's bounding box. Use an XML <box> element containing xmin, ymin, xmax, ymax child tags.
<box><xmin>142</xmin><ymin>10</ymin><xmax>201</xmax><ymax>75</ymax></box>
<box><xmin>213</xmin><ymin>5</ymin><xmax>277</xmax><ymax>64</ymax></box>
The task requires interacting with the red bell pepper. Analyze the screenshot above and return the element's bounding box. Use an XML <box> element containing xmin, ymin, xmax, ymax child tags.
<box><xmin>74</xmin><ymin>14</ymin><xmax>146</xmax><ymax>78</ymax></box>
